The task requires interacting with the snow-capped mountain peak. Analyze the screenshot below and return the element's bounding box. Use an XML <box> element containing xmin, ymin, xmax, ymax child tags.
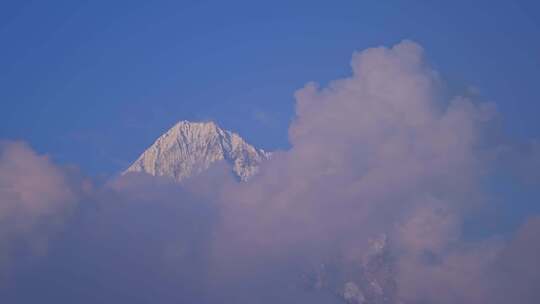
<box><xmin>124</xmin><ymin>120</ymin><xmax>270</xmax><ymax>181</ymax></box>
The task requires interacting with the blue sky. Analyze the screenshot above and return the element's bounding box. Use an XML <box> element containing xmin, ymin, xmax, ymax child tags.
<box><xmin>1</xmin><ymin>0</ymin><xmax>539</xmax><ymax>176</ymax></box>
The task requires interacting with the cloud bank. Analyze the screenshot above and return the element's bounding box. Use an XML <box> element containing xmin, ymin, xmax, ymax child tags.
<box><xmin>1</xmin><ymin>41</ymin><xmax>539</xmax><ymax>303</ymax></box>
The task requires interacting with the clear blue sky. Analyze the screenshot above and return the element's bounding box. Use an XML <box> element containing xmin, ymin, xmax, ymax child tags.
<box><xmin>1</xmin><ymin>0</ymin><xmax>539</xmax><ymax>176</ymax></box>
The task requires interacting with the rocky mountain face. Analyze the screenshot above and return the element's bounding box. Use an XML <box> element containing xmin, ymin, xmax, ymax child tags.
<box><xmin>124</xmin><ymin>121</ymin><xmax>270</xmax><ymax>182</ymax></box>
<box><xmin>302</xmin><ymin>234</ymin><xmax>398</xmax><ymax>304</ymax></box>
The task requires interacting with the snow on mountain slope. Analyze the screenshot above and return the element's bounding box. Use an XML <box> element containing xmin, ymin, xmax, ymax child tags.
<box><xmin>124</xmin><ymin>121</ymin><xmax>270</xmax><ymax>182</ymax></box>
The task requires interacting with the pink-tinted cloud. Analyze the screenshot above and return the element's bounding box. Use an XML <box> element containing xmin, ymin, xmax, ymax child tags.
<box><xmin>0</xmin><ymin>141</ymin><xmax>75</xmax><ymax>277</ymax></box>
<box><xmin>216</xmin><ymin>40</ymin><xmax>493</xmax><ymax>256</ymax></box>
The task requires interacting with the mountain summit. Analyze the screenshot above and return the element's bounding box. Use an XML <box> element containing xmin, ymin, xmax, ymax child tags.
<box><xmin>124</xmin><ymin>121</ymin><xmax>270</xmax><ymax>182</ymax></box>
